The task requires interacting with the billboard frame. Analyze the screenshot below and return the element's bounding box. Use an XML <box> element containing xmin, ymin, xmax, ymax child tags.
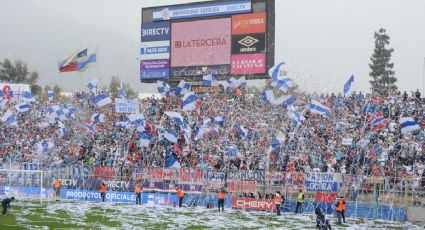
<box><xmin>140</xmin><ymin>0</ymin><xmax>275</xmax><ymax>83</ymax></box>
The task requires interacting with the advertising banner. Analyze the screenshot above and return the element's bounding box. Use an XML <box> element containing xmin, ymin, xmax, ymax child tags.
<box><xmin>231</xmin><ymin>53</ymin><xmax>266</xmax><ymax>74</ymax></box>
<box><xmin>170</xmin><ymin>65</ymin><xmax>230</xmax><ymax>77</ymax></box>
<box><xmin>140</xmin><ymin>59</ymin><xmax>170</xmax><ymax>80</ymax></box>
<box><xmin>0</xmin><ymin>83</ymin><xmax>31</xmax><ymax>101</ymax></box>
<box><xmin>171</xmin><ymin>18</ymin><xmax>231</xmax><ymax>67</ymax></box>
<box><xmin>153</xmin><ymin>0</ymin><xmax>252</xmax><ymax>21</ymax></box>
<box><xmin>231</xmin><ymin>34</ymin><xmax>266</xmax><ymax>54</ymax></box>
<box><xmin>140</xmin><ymin>41</ymin><xmax>170</xmax><ymax>60</ymax></box>
<box><xmin>227</xmin><ymin>180</ymin><xmax>256</xmax><ymax>193</ymax></box>
<box><xmin>62</xmin><ymin>189</ymin><xmax>136</xmax><ymax>203</ymax></box>
<box><xmin>115</xmin><ymin>98</ymin><xmax>140</xmax><ymax>114</ymax></box>
<box><xmin>304</xmin><ymin>172</ymin><xmax>342</xmax><ymax>192</ymax></box>
<box><xmin>231</xmin><ymin>197</ymin><xmax>275</xmax><ymax>211</ymax></box>
<box><xmin>141</xmin><ymin>21</ymin><xmax>170</xmax><ymax>42</ymax></box>
<box><xmin>191</xmin><ymin>86</ymin><xmax>223</xmax><ymax>94</ymax></box>
<box><xmin>232</xmin><ymin>12</ymin><xmax>266</xmax><ymax>35</ymax></box>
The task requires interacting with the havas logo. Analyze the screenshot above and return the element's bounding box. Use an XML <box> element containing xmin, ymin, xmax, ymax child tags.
<box><xmin>238</xmin><ymin>36</ymin><xmax>259</xmax><ymax>52</ymax></box>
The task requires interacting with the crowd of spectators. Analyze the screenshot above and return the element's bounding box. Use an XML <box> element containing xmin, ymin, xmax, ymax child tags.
<box><xmin>0</xmin><ymin>86</ymin><xmax>423</xmax><ymax>185</ymax></box>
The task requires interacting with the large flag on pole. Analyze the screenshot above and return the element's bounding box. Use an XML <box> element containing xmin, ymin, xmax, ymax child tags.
<box><xmin>343</xmin><ymin>75</ymin><xmax>354</xmax><ymax>96</ymax></box>
<box><xmin>58</xmin><ymin>48</ymin><xmax>97</xmax><ymax>73</ymax></box>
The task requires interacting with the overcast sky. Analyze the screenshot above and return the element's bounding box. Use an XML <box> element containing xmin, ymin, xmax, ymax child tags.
<box><xmin>5</xmin><ymin>0</ymin><xmax>425</xmax><ymax>93</ymax></box>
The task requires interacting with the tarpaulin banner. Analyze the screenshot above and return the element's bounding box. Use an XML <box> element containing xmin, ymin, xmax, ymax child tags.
<box><xmin>315</xmin><ymin>192</ymin><xmax>338</xmax><ymax>203</ymax></box>
<box><xmin>227</xmin><ymin>180</ymin><xmax>256</xmax><ymax>193</ymax></box>
<box><xmin>142</xmin><ymin>181</ymin><xmax>203</xmax><ymax>193</ymax></box>
<box><xmin>93</xmin><ymin>166</ymin><xmax>116</xmax><ymax>180</ymax></box>
<box><xmin>115</xmin><ymin>98</ymin><xmax>140</xmax><ymax>114</ymax></box>
<box><xmin>304</xmin><ymin>172</ymin><xmax>342</xmax><ymax>192</ymax></box>
<box><xmin>231</xmin><ymin>197</ymin><xmax>275</xmax><ymax>211</ymax></box>
<box><xmin>284</xmin><ymin>172</ymin><xmax>305</xmax><ymax>190</ymax></box>
<box><xmin>227</xmin><ymin>171</ymin><xmax>265</xmax><ymax>181</ymax></box>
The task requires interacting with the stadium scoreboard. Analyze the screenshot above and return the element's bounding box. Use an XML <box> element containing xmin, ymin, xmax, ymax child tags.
<box><xmin>140</xmin><ymin>0</ymin><xmax>275</xmax><ymax>83</ymax></box>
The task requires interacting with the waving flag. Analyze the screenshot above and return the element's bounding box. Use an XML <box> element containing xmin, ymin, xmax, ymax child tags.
<box><xmin>139</xmin><ymin>132</ymin><xmax>153</xmax><ymax>147</ymax></box>
<box><xmin>37</xmin><ymin>140</ymin><xmax>54</xmax><ymax>153</ymax></box>
<box><xmin>93</xmin><ymin>94</ymin><xmax>112</xmax><ymax>107</ymax></box>
<box><xmin>268</xmin><ymin>62</ymin><xmax>285</xmax><ymax>80</ymax></box>
<box><xmin>157</xmin><ymin>81</ymin><xmax>170</xmax><ymax>96</ymax></box>
<box><xmin>202</xmin><ymin>75</ymin><xmax>218</xmax><ymax>87</ymax></box>
<box><xmin>87</xmin><ymin>79</ymin><xmax>98</xmax><ymax>93</ymax></box>
<box><xmin>310</xmin><ymin>100</ymin><xmax>330</xmax><ymax>115</ymax></box>
<box><xmin>343</xmin><ymin>75</ymin><xmax>354</xmax><ymax>96</ymax></box>
<box><xmin>281</xmin><ymin>95</ymin><xmax>297</xmax><ymax>107</ymax></box>
<box><xmin>113</xmin><ymin>121</ymin><xmax>129</xmax><ymax>129</ymax></box>
<box><xmin>272</xmin><ymin>77</ymin><xmax>293</xmax><ymax>92</ymax></box>
<box><xmin>400</xmin><ymin>117</ymin><xmax>420</xmax><ymax>134</ymax></box>
<box><xmin>90</xmin><ymin>113</ymin><xmax>105</xmax><ymax>124</ymax></box>
<box><xmin>225</xmin><ymin>77</ymin><xmax>246</xmax><ymax>88</ymax></box>
<box><xmin>182</xmin><ymin>92</ymin><xmax>196</xmax><ymax>112</ymax></box>
<box><xmin>226</xmin><ymin>145</ymin><xmax>242</xmax><ymax>159</ymax></box>
<box><xmin>118</xmin><ymin>82</ymin><xmax>126</xmax><ymax>99</ymax></box>
<box><xmin>47</xmin><ymin>90</ymin><xmax>54</xmax><ymax>101</ymax></box>
<box><xmin>128</xmin><ymin>114</ymin><xmax>145</xmax><ymax>128</ymax></box>
<box><xmin>234</xmin><ymin>123</ymin><xmax>247</xmax><ymax>137</ymax></box>
<box><xmin>173</xmin><ymin>80</ymin><xmax>191</xmax><ymax>95</ymax></box>
<box><xmin>165</xmin><ymin>154</ymin><xmax>181</xmax><ymax>168</ymax></box>
<box><xmin>267</xmin><ymin>131</ymin><xmax>286</xmax><ymax>155</ymax></box>
<box><xmin>1</xmin><ymin>109</ymin><xmax>17</xmax><ymax>125</ymax></box>
<box><xmin>15</xmin><ymin>102</ymin><xmax>30</xmax><ymax>113</ymax></box>
<box><xmin>58</xmin><ymin>48</ymin><xmax>97</xmax><ymax>72</ymax></box>
<box><xmin>368</xmin><ymin>112</ymin><xmax>389</xmax><ymax>128</ymax></box>
<box><xmin>164</xmin><ymin>129</ymin><xmax>179</xmax><ymax>143</ymax></box>
<box><xmin>194</xmin><ymin>125</ymin><xmax>210</xmax><ymax>139</ymax></box>
<box><xmin>287</xmin><ymin>106</ymin><xmax>305</xmax><ymax>126</ymax></box>
<box><xmin>214</xmin><ymin>116</ymin><xmax>227</xmax><ymax>126</ymax></box>
<box><xmin>164</xmin><ymin>111</ymin><xmax>188</xmax><ymax>129</ymax></box>
<box><xmin>22</xmin><ymin>91</ymin><xmax>36</xmax><ymax>102</ymax></box>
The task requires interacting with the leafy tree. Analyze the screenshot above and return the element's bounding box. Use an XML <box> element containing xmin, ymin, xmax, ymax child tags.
<box><xmin>108</xmin><ymin>76</ymin><xmax>137</xmax><ymax>99</ymax></box>
<box><xmin>369</xmin><ymin>28</ymin><xmax>397</xmax><ymax>95</ymax></box>
<box><xmin>0</xmin><ymin>58</ymin><xmax>41</xmax><ymax>94</ymax></box>
<box><xmin>39</xmin><ymin>85</ymin><xmax>62</xmax><ymax>101</ymax></box>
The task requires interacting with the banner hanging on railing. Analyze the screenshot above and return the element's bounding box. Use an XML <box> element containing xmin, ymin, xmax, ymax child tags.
<box><xmin>304</xmin><ymin>172</ymin><xmax>342</xmax><ymax>192</ymax></box>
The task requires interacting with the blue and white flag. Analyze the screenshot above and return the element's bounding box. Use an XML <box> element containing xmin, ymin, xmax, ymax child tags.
<box><xmin>22</xmin><ymin>91</ymin><xmax>36</xmax><ymax>102</ymax></box>
<box><xmin>87</xmin><ymin>79</ymin><xmax>98</xmax><ymax>93</ymax></box>
<box><xmin>93</xmin><ymin>93</ymin><xmax>112</xmax><ymax>107</ymax></box>
<box><xmin>15</xmin><ymin>102</ymin><xmax>30</xmax><ymax>113</ymax></box>
<box><xmin>90</xmin><ymin>113</ymin><xmax>105</xmax><ymax>124</ymax></box>
<box><xmin>400</xmin><ymin>117</ymin><xmax>420</xmax><ymax>135</ymax></box>
<box><xmin>234</xmin><ymin>123</ymin><xmax>247</xmax><ymax>137</ymax></box>
<box><xmin>194</xmin><ymin>125</ymin><xmax>209</xmax><ymax>139</ymax></box>
<box><xmin>287</xmin><ymin>106</ymin><xmax>305</xmax><ymax>126</ymax></box>
<box><xmin>165</xmin><ymin>154</ymin><xmax>181</xmax><ymax>168</ymax></box>
<box><xmin>164</xmin><ymin>129</ymin><xmax>179</xmax><ymax>143</ymax></box>
<box><xmin>58</xmin><ymin>127</ymin><xmax>66</xmax><ymax>137</ymax></box>
<box><xmin>37</xmin><ymin>140</ymin><xmax>54</xmax><ymax>153</ymax></box>
<box><xmin>164</xmin><ymin>111</ymin><xmax>187</xmax><ymax>129</ymax></box>
<box><xmin>47</xmin><ymin>90</ymin><xmax>54</xmax><ymax>101</ymax></box>
<box><xmin>225</xmin><ymin>77</ymin><xmax>246</xmax><ymax>88</ymax></box>
<box><xmin>267</xmin><ymin>131</ymin><xmax>286</xmax><ymax>154</ymax></box>
<box><xmin>128</xmin><ymin>114</ymin><xmax>145</xmax><ymax>128</ymax></box>
<box><xmin>310</xmin><ymin>100</ymin><xmax>330</xmax><ymax>115</ymax></box>
<box><xmin>226</xmin><ymin>145</ymin><xmax>242</xmax><ymax>159</ymax></box>
<box><xmin>118</xmin><ymin>82</ymin><xmax>126</xmax><ymax>99</ymax></box>
<box><xmin>272</xmin><ymin>77</ymin><xmax>293</xmax><ymax>92</ymax></box>
<box><xmin>281</xmin><ymin>95</ymin><xmax>297</xmax><ymax>107</ymax></box>
<box><xmin>1</xmin><ymin>109</ymin><xmax>17</xmax><ymax>125</ymax></box>
<box><xmin>268</xmin><ymin>62</ymin><xmax>285</xmax><ymax>80</ymax></box>
<box><xmin>182</xmin><ymin>92</ymin><xmax>196</xmax><ymax>112</ymax></box>
<box><xmin>214</xmin><ymin>116</ymin><xmax>227</xmax><ymax>126</ymax></box>
<box><xmin>113</xmin><ymin>121</ymin><xmax>129</xmax><ymax>129</ymax></box>
<box><xmin>139</xmin><ymin>132</ymin><xmax>153</xmax><ymax>147</ymax></box>
<box><xmin>202</xmin><ymin>75</ymin><xmax>218</xmax><ymax>87</ymax></box>
<box><xmin>174</xmin><ymin>80</ymin><xmax>191</xmax><ymax>95</ymax></box>
<box><xmin>157</xmin><ymin>81</ymin><xmax>170</xmax><ymax>96</ymax></box>
<box><xmin>343</xmin><ymin>75</ymin><xmax>354</xmax><ymax>96</ymax></box>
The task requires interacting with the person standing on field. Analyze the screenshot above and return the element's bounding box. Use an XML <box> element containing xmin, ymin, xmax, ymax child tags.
<box><xmin>295</xmin><ymin>189</ymin><xmax>304</xmax><ymax>213</ymax></box>
<box><xmin>53</xmin><ymin>179</ymin><xmax>61</xmax><ymax>201</ymax></box>
<box><xmin>176</xmin><ymin>187</ymin><xmax>184</xmax><ymax>208</ymax></box>
<box><xmin>217</xmin><ymin>188</ymin><xmax>225</xmax><ymax>212</ymax></box>
<box><xmin>135</xmin><ymin>183</ymin><xmax>142</xmax><ymax>205</ymax></box>
<box><xmin>274</xmin><ymin>191</ymin><xmax>282</xmax><ymax>216</ymax></box>
<box><xmin>99</xmin><ymin>182</ymin><xmax>107</xmax><ymax>202</ymax></box>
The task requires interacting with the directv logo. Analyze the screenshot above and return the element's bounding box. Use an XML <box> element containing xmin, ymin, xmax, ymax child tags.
<box><xmin>142</xmin><ymin>27</ymin><xmax>170</xmax><ymax>36</ymax></box>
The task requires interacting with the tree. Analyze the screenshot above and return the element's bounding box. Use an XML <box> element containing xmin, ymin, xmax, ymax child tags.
<box><xmin>108</xmin><ymin>76</ymin><xmax>137</xmax><ymax>99</ymax></box>
<box><xmin>369</xmin><ymin>28</ymin><xmax>397</xmax><ymax>95</ymax></box>
<box><xmin>39</xmin><ymin>85</ymin><xmax>62</xmax><ymax>101</ymax></box>
<box><xmin>0</xmin><ymin>58</ymin><xmax>42</xmax><ymax>94</ymax></box>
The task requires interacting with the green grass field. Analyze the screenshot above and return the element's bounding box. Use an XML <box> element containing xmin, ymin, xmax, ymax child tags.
<box><xmin>0</xmin><ymin>200</ymin><xmax>422</xmax><ymax>230</ymax></box>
